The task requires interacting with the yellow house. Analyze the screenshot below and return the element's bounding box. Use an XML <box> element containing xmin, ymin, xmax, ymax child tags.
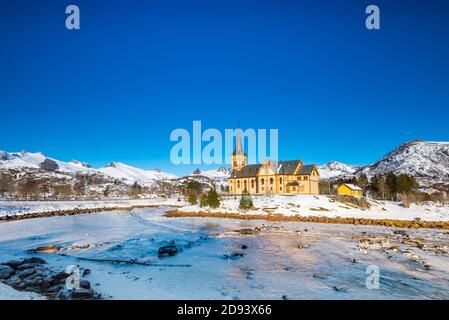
<box><xmin>337</xmin><ymin>183</ymin><xmax>363</xmax><ymax>198</ymax></box>
<box><xmin>228</xmin><ymin>127</ymin><xmax>320</xmax><ymax>195</ymax></box>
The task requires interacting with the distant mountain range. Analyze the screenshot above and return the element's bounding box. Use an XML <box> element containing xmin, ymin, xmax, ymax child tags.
<box><xmin>317</xmin><ymin>140</ymin><xmax>449</xmax><ymax>188</ymax></box>
<box><xmin>1</xmin><ymin>140</ymin><xmax>449</xmax><ymax>195</ymax></box>
<box><xmin>0</xmin><ymin>151</ymin><xmax>176</xmax><ymax>187</ymax></box>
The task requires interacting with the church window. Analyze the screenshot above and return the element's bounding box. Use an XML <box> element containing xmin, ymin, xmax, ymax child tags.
<box><xmin>280</xmin><ymin>177</ymin><xmax>283</xmax><ymax>184</ymax></box>
<box><xmin>237</xmin><ymin>180</ymin><xmax>240</xmax><ymax>188</ymax></box>
<box><xmin>251</xmin><ymin>180</ymin><xmax>255</xmax><ymax>188</ymax></box>
<box><xmin>261</xmin><ymin>178</ymin><xmax>265</xmax><ymax>184</ymax></box>
<box><xmin>304</xmin><ymin>176</ymin><xmax>309</xmax><ymax>181</ymax></box>
<box><xmin>244</xmin><ymin>180</ymin><xmax>247</xmax><ymax>190</ymax></box>
<box><xmin>270</xmin><ymin>178</ymin><xmax>273</xmax><ymax>185</ymax></box>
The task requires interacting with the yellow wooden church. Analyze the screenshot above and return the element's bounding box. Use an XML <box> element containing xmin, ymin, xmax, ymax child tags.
<box><xmin>229</xmin><ymin>127</ymin><xmax>320</xmax><ymax>195</ymax></box>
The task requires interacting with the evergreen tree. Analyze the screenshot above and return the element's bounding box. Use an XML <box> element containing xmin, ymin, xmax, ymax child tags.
<box><xmin>397</xmin><ymin>174</ymin><xmax>418</xmax><ymax>194</ymax></box>
<box><xmin>186</xmin><ymin>180</ymin><xmax>202</xmax><ymax>196</ymax></box>
<box><xmin>188</xmin><ymin>192</ymin><xmax>197</xmax><ymax>205</ymax></box>
<box><xmin>356</xmin><ymin>175</ymin><xmax>369</xmax><ymax>194</ymax></box>
<box><xmin>385</xmin><ymin>172</ymin><xmax>398</xmax><ymax>199</ymax></box>
<box><xmin>239</xmin><ymin>189</ymin><xmax>253</xmax><ymax>209</ymax></box>
<box><xmin>207</xmin><ymin>188</ymin><xmax>220</xmax><ymax>208</ymax></box>
<box><xmin>199</xmin><ymin>193</ymin><xmax>208</xmax><ymax>208</ymax></box>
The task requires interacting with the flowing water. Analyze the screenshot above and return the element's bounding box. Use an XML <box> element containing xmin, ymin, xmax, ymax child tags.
<box><xmin>1</xmin><ymin>206</ymin><xmax>449</xmax><ymax>299</ymax></box>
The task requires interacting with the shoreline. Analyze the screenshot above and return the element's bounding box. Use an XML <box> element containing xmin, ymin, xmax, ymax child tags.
<box><xmin>164</xmin><ymin>210</ymin><xmax>449</xmax><ymax>230</ymax></box>
<box><xmin>0</xmin><ymin>204</ymin><xmax>167</xmax><ymax>222</ymax></box>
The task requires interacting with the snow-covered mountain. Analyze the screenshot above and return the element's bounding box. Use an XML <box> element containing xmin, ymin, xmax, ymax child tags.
<box><xmin>318</xmin><ymin>161</ymin><xmax>360</xmax><ymax>179</ymax></box>
<box><xmin>179</xmin><ymin>167</ymin><xmax>231</xmax><ymax>189</ymax></box>
<box><xmin>0</xmin><ymin>150</ymin><xmax>177</xmax><ymax>186</ymax></box>
<box><xmin>355</xmin><ymin>140</ymin><xmax>449</xmax><ymax>185</ymax></box>
<box><xmin>98</xmin><ymin>162</ymin><xmax>177</xmax><ymax>186</ymax></box>
<box><xmin>0</xmin><ymin>151</ymin><xmax>95</xmax><ymax>173</ymax></box>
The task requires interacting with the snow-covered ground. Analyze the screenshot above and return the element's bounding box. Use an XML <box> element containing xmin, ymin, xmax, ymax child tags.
<box><xmin>0</xmin><ymin>282</ymin><xmax>44</xmax><ymax>300</ymax></box>
<box><xmin>179</xmin><ymin>195</ymin><xmax>449</xmax><ymax>222</ymax></box>
<box><xmin>1</xmin><ymin>195</ymin><xmax>448</xmax><ymax>222</ymax></box>
<box><xmin>0</xmin><ymin>197</ymin><xmax>185</xmax><ymax>217</ymax></box>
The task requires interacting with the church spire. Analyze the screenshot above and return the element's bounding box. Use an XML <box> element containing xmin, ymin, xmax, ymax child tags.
<box><xmin>231</xmin><ymin>121</ymin><xmax>247</xmax><ymax>171</ymax></box>
<box><xmin>234</xmin><ymin>121</ymin><xmax>244</xmax><ymax>156</ymax></box>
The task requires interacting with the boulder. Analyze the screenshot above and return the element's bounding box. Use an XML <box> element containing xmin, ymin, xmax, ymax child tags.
<box><xmin>70</xmin><ymin>288</ymin><xmax>95</xmax><ymax>300</ymax></box>
<box><xmin>16</xmin><ymin>263</ymin><xmax>36</xmax><ymax>271</ymax></box>
<box><xmin>79</xmin><ymin>280</ymin><xmax>91</xmax><ymax>289</ymax></box>
<box><xmin>158</xmin><ymin>244</ymin><xmax>178</xmax><ymax>257</ymax></box>
<box><xmin>52</xmin><ymin>271</ymin><xmax>69</xmax><ymax>283</ymax></box>
<box><xmin>23</xmin><ymin>257</ymin><xmax>46</xmax><ymax>265</ymax></box>
<box><xmin>3</xmin><ymin>260</ymin><xmax>23</xmax><ymax>268</ymax></box>
<box><xmin>0</xmin><ymin>265</ymin><xmax>15</xmax><ymax>279</ymax></box>
<box><xmin>18</xmin><ymin>267</ymin><xmax>36</xmax><ymax>279</ymax></box>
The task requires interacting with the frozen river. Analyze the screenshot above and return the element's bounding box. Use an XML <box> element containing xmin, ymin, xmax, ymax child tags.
<box><xmin>1</xmin><ymin>206</ymin><xmax>449</xmax><ymax>299</ymax></box>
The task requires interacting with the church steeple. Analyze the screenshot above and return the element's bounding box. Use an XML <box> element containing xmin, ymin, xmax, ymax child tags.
<box><xmin>234</xmin><ymin>123</ymin><xmax>244</xmax><ymax>156</ymax></box>
<box><xmin>231</xmin><ymin>122</ymin><xmax>247</xmax><ymax>171</ymax></box>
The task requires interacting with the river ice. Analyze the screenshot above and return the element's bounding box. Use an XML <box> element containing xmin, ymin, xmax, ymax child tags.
<box><xmin>1</xmin><ymin>206</ymin><xmax>449</xmax><ymax>299</ymax></box>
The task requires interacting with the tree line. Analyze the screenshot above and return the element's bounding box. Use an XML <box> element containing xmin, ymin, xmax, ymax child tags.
<box><xmin>0</xmin><ymin>172</ymin><xmax>149</xmax><ymax>200</ymax></box>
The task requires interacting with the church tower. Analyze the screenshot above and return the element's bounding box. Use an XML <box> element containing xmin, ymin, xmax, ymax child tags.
<box><xmin>231</xmin><ymin>125</ymin><xmax>247</xmax><ymax>171</ymax></box>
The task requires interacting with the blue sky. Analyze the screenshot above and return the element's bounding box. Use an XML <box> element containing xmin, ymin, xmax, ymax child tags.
<box><xmin>1</xmin><ymin>0</ymin><xmax>448</xmax><ymax>175</ymax></box>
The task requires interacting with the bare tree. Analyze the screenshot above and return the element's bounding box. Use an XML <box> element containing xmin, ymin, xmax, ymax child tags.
<box><xmin>74</xmin><ymin>174</ymin><xmax>87</xmax><ymax>197</ymax></box>
<box><xmin>0</xmin><ymin>174</ymin><xmax>13</xmax><ymax>197</ymax></box>
<box><xmin>19</xmin><ymin>177</ymin><xmax>40</xmax><ymax>199</ymax></box>
<box><xmin>54</xmin><ymin>184</ymin><xmax>72</xmax><ymax>199</ymax></box>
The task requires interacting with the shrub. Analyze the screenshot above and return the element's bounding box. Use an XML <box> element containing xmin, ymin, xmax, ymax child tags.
<box><xmin>239</xmin><ymin>189</ymin><xmax>253</xmax><ymax>209</ymax></box>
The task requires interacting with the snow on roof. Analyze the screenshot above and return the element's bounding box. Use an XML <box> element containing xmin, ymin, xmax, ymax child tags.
<box><xmin>343</xmin><ymin>183</ymin><xmax>362</xmax><ymax>191</ymax></box>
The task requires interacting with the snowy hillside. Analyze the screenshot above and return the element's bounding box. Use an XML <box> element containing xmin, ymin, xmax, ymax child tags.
<box><xmin>356</xmin><ymin>140</ymin><xmax>449</xmax><ymax>185</ymax></box>
<box><xmin>318</xmin><ymin>161</ymin><xmax>359</xmax><ymax>179</ymax></box>
<box><xmin>98</xmin><ymin>162</ymin><xmax>177</xmax><ymax>186</ymax></box>
<box><xmin>0</xmin><ymin>151</ymin><xmax>95</xmax><ymax>173</ymax></box>
<box><xmin>188</xmin><ymin>167</ymin><xmax>230</xmax><ymax>189</ymax></box>
<box><xmin>0</xmin><ymin>150</ymin><xmax>177</xmax><ymax>187</ymax></box>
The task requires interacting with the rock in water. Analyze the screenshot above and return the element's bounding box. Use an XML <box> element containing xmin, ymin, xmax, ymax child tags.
<box><xmin>28</xmin><ymin>245</ymin><xmax>60</xmax><ymax>254</ymax></box>
<box><xmin>82</xmin><ymin>268</ymin><xmax>91</xmax><ymax>277</ymax></box>
<box><xmin>158</xmin><ymin>244</ymin><xmax>178</xmax><ymax>257</ymax></box>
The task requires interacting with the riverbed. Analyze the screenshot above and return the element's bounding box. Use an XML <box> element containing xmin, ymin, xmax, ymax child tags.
<box><xmin>1</xmin><ymin>206</ymin><xmax>449</xmax><ymax>299</ymax></box>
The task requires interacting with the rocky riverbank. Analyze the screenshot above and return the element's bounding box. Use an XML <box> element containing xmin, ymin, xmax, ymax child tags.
<box><xmin>0</xmin><ymin>257</ymin><xmax>100</xmax><ymax>300</ymax></box>
<box><xmin>165</xmin><ymin>210</ymin><xmax>449</xmax><ymax>229</ymax></box>
<box><xmin>0</xmin><ymin>204</ymin><xmax>164</xmax><ymax>222</ymax></box>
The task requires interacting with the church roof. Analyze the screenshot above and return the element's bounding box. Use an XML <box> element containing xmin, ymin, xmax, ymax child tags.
<box><xmin>230</xmin><ymin>160</ymin><xmax>318</xmax><ymax>178</ymax></box>
<box><xmin>277</xmin><ymin>160</ymin><xmax>302</xmax><ymax>175</ymax></box>
<box><xmin>297</xmin><ymin>164</ymin><xmax>317</xmax><ymax>175</ymax></box>
<box><xmin>230</xmin><ymin>164</ymin><xmax>262</xmax><ymax>178</ymax></box>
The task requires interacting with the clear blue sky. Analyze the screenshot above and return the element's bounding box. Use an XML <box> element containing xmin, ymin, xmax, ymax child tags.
<box><xmin>1</xmin><ymin>0</ymin><xmax>448</xmax><ymax>175</ymax></box>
